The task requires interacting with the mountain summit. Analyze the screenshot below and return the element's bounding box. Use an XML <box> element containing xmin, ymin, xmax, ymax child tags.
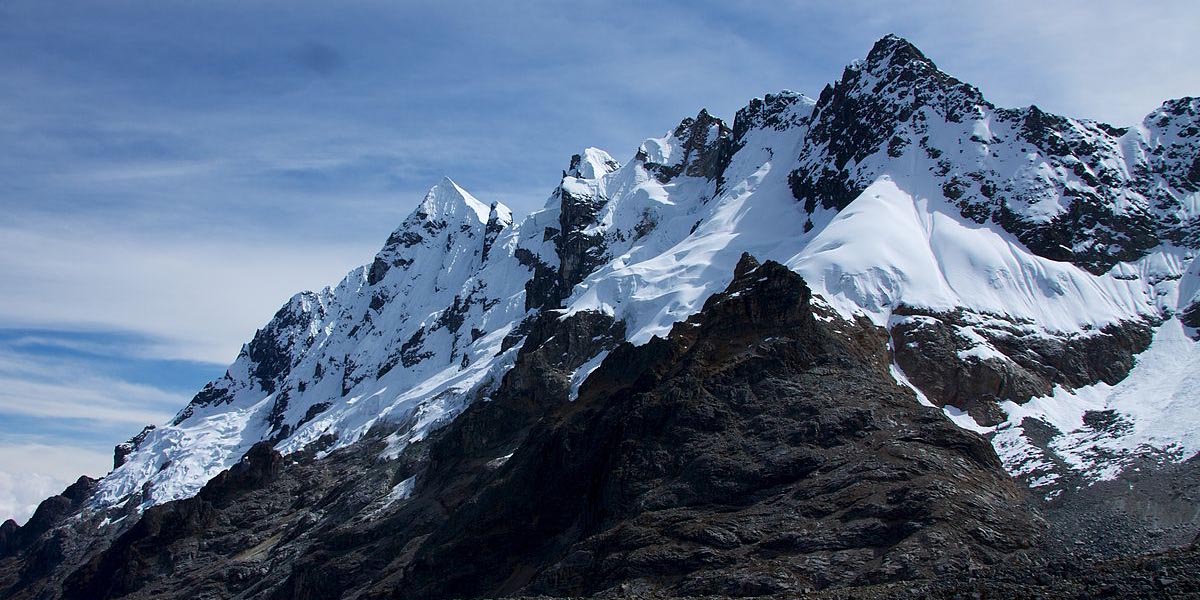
<box><xmin>3</xmin><ymin>36</ymin><xmax>1199</xmax><ymax>599</ymax></box>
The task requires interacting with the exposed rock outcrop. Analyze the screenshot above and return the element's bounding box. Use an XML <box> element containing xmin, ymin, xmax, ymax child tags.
<box><xmin>891</xmin><ymin>306</ymin><xmax>1155</xmax><ymax>425</ymax></box>
<box><xmin>398</xmin><ymin>256</ymin><xmax>1041</xmax><ymax>598</ymax></box>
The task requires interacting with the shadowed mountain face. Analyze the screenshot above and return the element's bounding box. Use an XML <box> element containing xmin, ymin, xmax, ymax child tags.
<box><xmin>2</xmin><ymin>34</ymin><xmax>1199</xmax><ymax>599</ymax></box>
<box><xmin>15</xmin><ymin>257</ymin><xmax>1040</xmax><ymax>599</ymax></box>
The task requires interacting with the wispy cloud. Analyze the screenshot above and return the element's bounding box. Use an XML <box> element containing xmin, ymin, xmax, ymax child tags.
<box><xmin>0</xmin><ymin>221</ymin><xmax>370</xmax><ymax>364</ymax></box>
<box><xmin>0</xmin><ymin>337</ymin><xmax>187</xmax><ymax>433</ymax></box>
<box><xmin>0</xmin><ymin>330</ymin><xmax>212</xmax><ymax>522</ymax></box>
<box><xmin>0</xmin><ymin>374</ymin><xmax>181</xmax><ymax>426</ymax></box>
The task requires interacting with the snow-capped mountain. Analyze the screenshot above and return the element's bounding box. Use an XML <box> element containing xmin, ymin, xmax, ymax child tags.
<box><xmin>4</xmin><ymin>33</ymin><xmax>1200</xmax><ymax>600</ymax></box>
<box><xmin>93</xmin><ymin>36</ymin><xmax>1200</xmax><ymax>515</ymax></box>
<box><xmin>97</xmin><ymin>178</ymin><xmax>531</xmax><ymax>508</ymax></box>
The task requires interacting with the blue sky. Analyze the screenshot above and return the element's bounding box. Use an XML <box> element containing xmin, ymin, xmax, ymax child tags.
<box><xmin>1</xmin><ymin>0</ymin><xmax>1197</xmax><ymax>522</ymax></box>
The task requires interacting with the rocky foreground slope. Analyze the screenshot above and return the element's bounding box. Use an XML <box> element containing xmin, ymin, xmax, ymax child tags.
<box><xmin>1</xmin><ymin>35</ymin><xmax>1199</xmax><ymax>598</ymax></box>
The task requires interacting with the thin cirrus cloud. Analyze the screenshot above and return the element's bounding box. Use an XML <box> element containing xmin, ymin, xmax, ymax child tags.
<box><xmin>0</xmin><ymin>376</ymin><xmax>180</xmax><ymax>427</ymax></box>
<box><xmin>0</xmin><ymin>222</ymin><xmax>369</xmax><ymax>364</ymax></box>
<box><xmin>0</xmin><ymin>333</ymin><xmax>198</xmax><ymax>436</ymax></box>
<box><xmin>0</xmin><ymin>333</ymin><xmax>197</xmax><ymax>523</ymax></box>
<box><xmin>0</xmin><ymin>0</ymin><xmax>1197</xmax><ymax>523</ymax></box>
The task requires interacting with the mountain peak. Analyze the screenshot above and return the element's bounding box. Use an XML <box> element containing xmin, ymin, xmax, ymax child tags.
<box><xmin>732</xmin><ymin>90</ymin><xmax>815</xmax><ymax>141</ymax></box>
<box><xmin>837</xmin><ymin>34</ymin><xmax>977</xmax><ymax>105</ymax></box>
<box><xmin>672</xmin><ymin>107</ymin><xmax>727</xmax><ymax>140</ymax></box>
<box><xmin>796</xmin><ymin>33</ymin><xmax>988</xmax><ymax>212</ymax></box>
<box><xmin>415</xmin><ymin>177</ymin><xmax>491</xmax><ymax>224</ymax></box>
<box><xmin>371</xmin><ymin>178</ymin><xmax>497</xmax><ymax>280</ymax></box>
<box><xmin>1148</xmin><ymin>96</ymin><xmax>1200</xmax><ymax>123</ymax></box>
<box><xmin>864</xmin><ymin>34</ymin><xmax>930</xmax><ymax>70</ymax></box>
<box><xmin>487</xmin><ymin>200</ymin><xmax>513</xmax><ymax>226</ymax></box>
<box><xmin>566</xmin><ymin>147</ymin><xmax>620</xmax><ymax>179</ymax></box>
<box><xmin>635</xmin><ymin>108</ymin><xmax>733</xmax><ymax>183</ymax></box>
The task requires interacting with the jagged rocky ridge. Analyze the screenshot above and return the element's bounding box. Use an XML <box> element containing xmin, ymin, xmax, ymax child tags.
<box><xmin>395</xmin><ymin>256</ymin><xmax>1042</xmax><ymax>598</ymax></box>
<box><xmin>791</xmin><ymin>36</ymin><xmax>1199</xmax><ymax>272</ymax></box>
<box><xmin>9</xmin><ymin>257</ymin><xmax>1044</xmax><ymax>599</ymax></box>
<box><xmin>2</xmin><ymin>34</ymin><xmax>1199</xmax><ymax>598</ymax></box>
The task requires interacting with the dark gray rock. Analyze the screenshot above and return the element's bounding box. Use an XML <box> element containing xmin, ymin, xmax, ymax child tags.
<box><xmin>113</xmin><ymin>425</ymin><xmax>157</xmax><ymax>470</ymax></box>
<box><xmin>891</xmin><ymin>305</ymin><xmax>1154</xmax><ymax>425</ymax></box>
<box><xmin>396</xmin><ymin>255</ymin><xmax>1041</xmax><ymax>598</ymax></box>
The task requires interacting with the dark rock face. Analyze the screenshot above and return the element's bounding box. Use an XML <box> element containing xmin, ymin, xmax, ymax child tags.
<box><xmin>527</xmin><ymin>155</ymin><xmax>622</xmax><ymax>311</ymax></box>
<box><xmin>398</xmin><ymin>255</ymin><xmax>1040</xmax><ymax>598</ymax></box>
<box><xmin>1184</xmin><ymin>298</ymin><xmax>1200</xmax><ymax>332</ymax></box>
<box><xmin>805</xmin><ymin>544</ymin><xmax>1200</xmax><ymax>599</ymax></box>
<box><xmin>516</xmin><ymin>247</ymin><xmax>561</xmax><ymax>311</ymax></box>
<box><xmin>0</xmin><ymin>433</ymin><xmax>425</xmax><ymax>600</ymax></box>
<box><xmin>246</xmin><ymin>292</ymin><xmax>324</xmax><ymax>394</ymax></box>
<box><xmin>0</xmin><ymin>477</ymin><xmax>96</xmax><ymax>560</ymax></box>
<box><xmin>481</xmin><ymin>203</ymin><xmax>507</xmax><ymax>261</ymax></box>
<box><xmin>113</xmin><ymin>425</ymin><xmax>156</xmax><ymax>469</ymax></box>
<box><xmin>641</xmin><ymin>109</ymin><xmax>734</xmax><ymax>184</ymax></box>
<box><xmin>790</xmin><ymin>35</ymin><xmax>987</xmax><ymax>214</ymax></box>
<box><xmin>891</xmin><ymin>306</ymin><xmax>1155</xmax><ymax>425</ymax></box>
<box><xmin>169</xmin><ymin>381</ymin><xmax>232</xmax><ymax>425</ymax></box>
<box><xmin>423</xmin><ymin>307</ymin><xmax>626</xmax><ymax>487</ymax></box>
<box><xmin>0</xmin><ymin>521</ymin><xmax>16</xmax><ymax>555</ymax></box>
<box><xmin>59</xmin><ymin>444</ymin><xmax>283</xmax><ymax>600</ymax></box>
<box><xmin>0</xmin><ymin>477</ymin><xmax>99</xmax><ymax>599</ymax></box>
<box><xmin>555</xmin><ymin>186</ymin><xmax>608</xmax><ymax>304</ymax></box>
<box><xmin>732</xmin><ymin>92</ymin><xmax>810</xmax><ymax>142</ymax></box>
